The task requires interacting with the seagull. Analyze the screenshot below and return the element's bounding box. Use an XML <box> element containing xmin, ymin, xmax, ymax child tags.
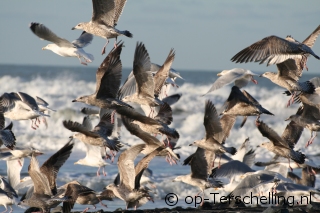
<box><xmin>221</xmin><ymin>86</ymin><xmax>273</xmax><ymax>126</ymax></box>
<box><xmin>121</xmin><ymin>42</ymin><xmax>163</xmax><ymax>111</ymax></box>
<box><xmin>256</xmin><ymin>120</ymin><xmax>306</xmax><ymax>171</ymax></box>
<box><xmin>121</xmin><ymin>115</ymin><xmax>179</xmax><ymax>164</ymax></box>
<box><xmin>231</xmin><ymin>25</ymin><xmax>320</xmax><ymax>70</ymax></box>
<box><xmin>189</xmin><ymin>100</ymin><xmax>237</xmax><ymax>167</ymax></box>
<box><xmin>72</xmin><ymin>0</ymin><xmax>132</xmax><ymax>55</ymax></box>
<box><xmin>57</xmin><ymin>180</ymin><xmax>110</xmax><ymax>213</ymax></box>
<box><xmin>285</xmin><ymin>105</ymin><xmax>320</xmax><ymax>148</ymax></box>
<box><xmin>105</xmin><ymin>144</ymin><xmax>153</xmax><ymax>210</ymax></box>
<box><xmin>63</xmin><ymin>114</ymin><xmax>122</xmax><ymax>156</ymax></box>
<box><xmin>74</xmin><ymin>143</ymin><xmax>109</xmax><ymax>177</ymax></box>
<box><xmin>17</xmin><ymin>148</ymin><xmax>73</xmax><ymax>213</ymax></box>
<box><xmin>29</xmin><ymin>22</ymin><xmax>94</xmax><ymax>65</ymax></box>
<box><xmin>0</xmin><ymin>92</ymin><xmax>50</xmax><ymax>129</ymax></box>
<box><xmin>173</xmin><ymin>148</ymin><xmax>224</xmax><ymax>206</ymax></box>
<box><xmin>203</xmin><ymin>68</ymin><xmax>258</xmax><ymax>95</ymax></box>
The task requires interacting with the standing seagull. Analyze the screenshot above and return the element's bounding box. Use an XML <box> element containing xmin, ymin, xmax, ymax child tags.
<box><xmin>72</xmin><ymin>0</ymin><xmax>132</xmax><ymax>55</ymax></box>
<box><xmin>231</xmin><ymin>25</ymin><xmax>320</xmax><ymax>70</ymax></box>
<box><xmin>29</xmin><ymin>22</ymin><xmax>94</xmax><ymax>65</ymax></box>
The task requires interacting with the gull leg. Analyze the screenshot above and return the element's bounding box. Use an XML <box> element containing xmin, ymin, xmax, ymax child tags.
<box><xmin>110</xmin><ymin>110</ymin><xmax>116</xmax><ymax>124</ymax></box>
<box><xmin>82</xmin><ymin>207</ymin><xmax>90</xmax><ymax>213</ymax></box>
<box><xmin>102</xmin><ymin>166</ymin><xmax>107</xmax><ymax>176</ymax></box>
<box><xmin>113</xmin><ymin>37</ymin><xmax>118</xmax><ymax>49</ymax></box>
<box><xmin>101</xmin><ymin>39</ymin><xmax>109</xmax><ymax>55</ymax></box>
<box><xmin>97</xmin><ymin>197</ymin><xmax>108</xmax><ymax>208</ymax></box>
<box><xmin>96</xmin><ymin>167</ymin><xmax>101</xmax><ymax>177</ymax></box>
<box><xmin>211</xmin><ymin>155</ymin><xmax>217</xmax><ymax>168</ymax></box>
<box><xmin>288</xmin><ymin>159</ymin><xmax>293</xmax><ymax>172</ymax></box>
<box><xmin>218</xmin><ymin>155</ymin><xmax>222</xmax><ymax>168</ymax></box>
<box><xmin>77</xmin><ymin>56</ymin><xmax>87</xmax><ymax>66</ymax></box>
<box><xmin>9</xmin><ymin>206</ymin><xmax>13</xmax><ymax>213</ymax></box>
<box><xmin>31</xmin><ymin>120</ymin><xmax>36</xmax><ymax>130</ymax></box>
<box><xmin>306</xmin><ymin>132</ymin><xmax>316</xmax><ymax>148</ymax></box>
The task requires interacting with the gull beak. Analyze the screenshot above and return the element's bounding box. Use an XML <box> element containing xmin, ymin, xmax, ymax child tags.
<box><xmin>71</xmin><ymin>27</ymin><xmax>76</xmax><ymax>30</ymax></box>
<box><xmin>69</xmin><ymin>136</ymin><xmax>73</xmax><ymax>139</ymax></box>
<box><xmin>284</xmin><ymin>117</ymin><xmax>290</xmax><ymax>121</ymax></box>
<box><xmin>217</xmin><ymin>72</ymin><xmax>222</xmax><ymax>76</ymax></box>
<box><xmin>256</xmin><ymin>145</ymin><xmax>260</xmax><ymax>148</ymax></box>
<box><xmin>189</xmin><ymin>144</ymin><xmax>193</xmax><ymax>146</ymax></box>
<box><xmin>259</xmin><ymin>74</ymin><xmax>263</xmax><ymax>77</ymax></box>
<box><xmin>72</xmin><ymin>99</ymin><xmax>77</xmax><ymax>102</ymax></box>
<box><xmin>42</xmin><ymin>47</ymin><xmax>46</xmax><ymax>50</ymax></box>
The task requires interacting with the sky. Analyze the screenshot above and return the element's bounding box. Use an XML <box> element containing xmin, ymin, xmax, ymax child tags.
<box><xmin>1</xmin><ymin>0</ymin><xmax>320</xmax><ymax>73</ymax></box>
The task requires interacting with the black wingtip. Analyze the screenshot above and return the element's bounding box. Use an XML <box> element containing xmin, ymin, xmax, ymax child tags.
<box><xmin>29</xmin><ymin>22</ymin><xmax>39</xmax><ymax>33</ymax></box>
<box><xmin>123</xmin><ymin>30</ymin><xmax>133</xmax><ymax>38</ymax></box>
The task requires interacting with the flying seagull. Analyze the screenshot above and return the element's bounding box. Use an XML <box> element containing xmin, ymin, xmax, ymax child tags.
<box><xmin>231</xmin><ymin>25</ymin><xmax>320</xmax><ymax>70</ymax></box>
<box><xmin>30</xmin><ymin>22</ymin><xmax>94</xmax><ymax>65</ymax></box>
<box><xmin>72</xmin><ymin>0</ymin><xmax>132</xmax><ymax>54</ymax></box>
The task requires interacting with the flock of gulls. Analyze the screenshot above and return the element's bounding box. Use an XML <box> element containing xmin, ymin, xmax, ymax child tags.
<box><xmin>1</xmin><ymin>0</ymin><xmax>320</xmax><ymax>212</ymax></box>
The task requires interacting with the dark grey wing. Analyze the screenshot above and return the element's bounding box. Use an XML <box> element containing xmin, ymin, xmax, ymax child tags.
<box><xmin>35</xmin><ymin>96</ymin><xmax>49</xmax><ymax>107</ymax></box>
<box><xmin>91</xmin><ymin>0</ymin><xmax>115</xmax><ymax>26</ymax></box>
<box><xmin>118</xmin><ymin>144</ymin><xmax>145</xmax><ymax>191</ymax></box>
<box><xmin>242</xmin><ymin>90</ymin><xmax>259</xmax><ymax>105</ymax></box>
<box><xmin>114</xmin><ymin>0</ymin><xmax>127</xmax><ymax>24</ymax></box>
<box><xmin>256</xmin><ymin>120</ymin><xmax>289</xmax><ymax>149</ymax></box>
<box><xmin>231</xmin><ymin>35</ymin><xmax>304</xmax><ymax>66</ymax></box>
<box><xmin>16</xmin><ymin>92</ymin><xmax>39</xmax><ymax>110</ymax></box>
<box><xmin>71</xmin><ymin>31</ymin><xmax>93</xmax><ymax>48</ymax></box>
<box><xmin>93</xmin><ymin>112</ymin><xmax>114</xmax><ymax>136</ymax></box>
<box><xmin>63</xmin><ymin>120</ymin><xmax>99</xmax><ymax>138</ymax></box>
<box><xmin>95</xmin><ymin>42</ymin><xmax>123</xmax><ymax>99</ymax></box>
<box><xmin>162</xmin><ymin>93</ymin><xmax>182</xmax><ymax>106</ymax></box>
<box><xmin>218</xmin><ymin>115</ymin><xmax>236</xmax><ymax>144</ymax></box>
<box><xmin>154</xmin><ymin>102</ymin><xmax>172</xmax><ymax>125</ymax></box>
<box><xmin>82</xmin><ymin>116</ymin><xmax>93</xmax><ymax>131</ymax></box>
<box><xmin>302</xmin><ymin>25</ymin><xmax>320</xmax><ymax>47</ymax></box>
<box><xmin>203</xmin><ymin>100</ymin><xmax>222</xmax><ymax>139</ymax></box>
<box><xmin>0</xmin><ymin>122</ymin><xmax>16</xmax><ymax>150</ymax></box>
<box><xmin>29</xmin><ymin>22</ymin><xmax>73</xmax><ymax>47</ymax></box>
<box><xmin>114</xmin><ymin>105</ymin><xmax>159</xmax><ymax>126</ymax></box>
<box><xmin>117</xmin><ymin>71</ymin><xmax>136</xmax><ymax>100</ymax></box>
<box><xmin>133</xmin><ymin>42</ymin><xmax>154</xmax><ymax>98</ymax></box>
<box><xmin>222</xmin><ymin>86</ymin><xmax>252</xmax><ymax>113</ymax></box>
<box><xmin>0</xmin><ymin>93</ymin><xmax>20</xmax><ymax>113</ymax></box>
<box><xmin>281</xmin><ymin>119</ymin><xmax>304</xmax><ymax>149</ymax></box>
<box><xmin>0</xmin><ymin>176</ymin><xmax>18</xmax><ymax>199</ymax></box>
<box><xmin>121</xmin><ymin>115</ymin><xmax>162</xmax><ymax>148</ymax></box>
<box><xmin>190</xmin><ymin>148</ymin><xmax>211</xmax><ymax>180</ymax></box>
<box><xmin>40</xmin><ymin>139</ymin><xmax>74</xmax><ymax>195</ymax></box>
<box><xmin>153</xmin><ymin>49</ymin><xmax>175</xmax><ymax>97</ymax></box>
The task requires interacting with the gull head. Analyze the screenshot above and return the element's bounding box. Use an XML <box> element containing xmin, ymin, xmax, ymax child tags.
<box><xmin>260</xmin><ymin>72</ymin><xmax>275</xmax><ymax>79</ymax></box>
<box><xmin>189</xmin><ymin>140</ymin><xmax>201</xmax><ymax>147</ymax></box>
<box><xmin>285</xmin><ymin>114</ymin><xmax>297</xmax><ymax>121</ymax></box>
<box><xmin>72</xmin><ymin>22</ymin><xmax>85</xmax><ymax>30</ymax></box>
<box><xmin>259</xmin><ymin>142</ymin><xmax>273</xmax><ymax>150</ymax></box>
<box><xmin>42</xmin><ymin>44</ymin><xmax>56</xmax><ymax>51</ymax></box>
<box><xmin>106</xmin><ymin>183</ymin><xmax>116</xmax><ymax>191</ymax></box>
<box><xmin>172</xmin><ymin>176</ymin><xmax>183</xmax><ymax>182</ymax></box>
<box><xmin>121</xmin><ymin>95</ymin><xmax>132</xmax><ymax>103</ymax></box>
<box><xmin>72</xmin><ymin>95</ymin><xmax>89</xmax><ymax>104</ymax></box>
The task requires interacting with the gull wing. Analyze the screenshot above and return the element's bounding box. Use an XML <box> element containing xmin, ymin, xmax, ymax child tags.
<box><xmin>29</xmin><ymin>22</ymin><xmax>73</xmax><ymax>47</ymax></box>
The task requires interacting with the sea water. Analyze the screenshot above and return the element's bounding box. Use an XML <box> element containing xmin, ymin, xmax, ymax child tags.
<box><xmin>0</xmin><ymin>64</ymin><xmax>319</xmax><ymax>212</ymax></box>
